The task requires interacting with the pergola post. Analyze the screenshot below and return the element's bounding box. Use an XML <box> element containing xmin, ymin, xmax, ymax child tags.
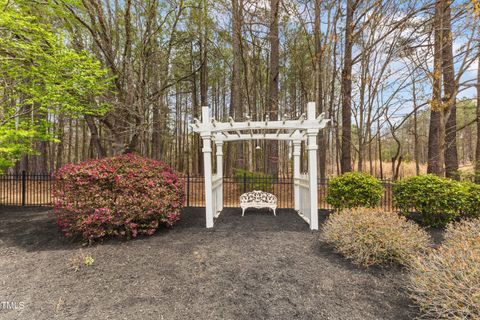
<box><xmin>307</xmin><ymin>102</ymin><xmax>319</xmax><ymax>230</ymax></box>
<box><xmin>293</xmin><ymin>140</ymin><xmax>301</xmax><ymax>211</ymax></box>
<box><xmin>201</xmin><ymin>106</ymin><xmax>214</xmax><ymax>228</ymax></box>
<box><xmin>215</xmin><ymin>140</ymin><xmax>224</xmax><ymax>213</ymax></box>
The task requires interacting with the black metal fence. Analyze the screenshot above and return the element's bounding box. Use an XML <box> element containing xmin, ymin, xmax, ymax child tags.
<box><xmin>0</xmin><ymin>172</ymin><xmax>52</xmax><ymax>206</ymax></box>
<box><xmin>0</xmin><ymin>172</ymin><xmax>396</xmax><ymax>211</ymax></box>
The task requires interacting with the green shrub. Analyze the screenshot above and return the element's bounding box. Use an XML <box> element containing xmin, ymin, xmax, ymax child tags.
<box><xmin>393</xmin><ymin>174</ymin><xmax>470</xmax><ymax>227</ymax></box>
<box><xmin>326</xmin><ymin>172</ymin><xmax>383</xmax><ymax>209</ymax></box>
<box><xmin>462</xmin><ymin>181</ymin><xmax>480</xmax><ymax>218</ymax></box>
<box><xmin>321</xmin><ymin>208</ymin><xmax>431</xmax><ymax>267</ymax></box>
<box><xmin>233</xmin><ymin>168</ymin><xmax>273</xmax><ymax>192</ymax></box>
<box><xmin>409</xmin><ymin>218</ymin><xmax>480</xmax><ymax>319</ymax></box>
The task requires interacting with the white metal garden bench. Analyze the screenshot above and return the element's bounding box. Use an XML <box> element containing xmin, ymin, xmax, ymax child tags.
<box><xmin>240</xmin><ymin>190</ymin><xmax>277</xmax><ymax>216</ymax></box>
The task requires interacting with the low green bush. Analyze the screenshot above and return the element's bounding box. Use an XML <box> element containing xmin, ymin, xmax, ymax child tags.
<box><xmin>462</xmin><ymin>181</ymin><xmax>480</xmax><ymax>219</ymax></box>
<box><xmin>233</xmin><ymin>168</ymin><xmax>274</xmax><ymax>192</ymax></box>
<box><xmin>392</xmin><ymin>174</ymin><xmax>477</xmax><ymax>227</ymax></box>
<box><xmin>326</xmin><ymin>172</ymin><xmax>383</xmax><ymax>209</ymax></box>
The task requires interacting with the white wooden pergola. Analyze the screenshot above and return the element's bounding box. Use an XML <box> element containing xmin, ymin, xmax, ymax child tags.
<box><xmin>190</xmin><ymin>102</ymin><xmax>329</xmax><ymax>230</ymax></box>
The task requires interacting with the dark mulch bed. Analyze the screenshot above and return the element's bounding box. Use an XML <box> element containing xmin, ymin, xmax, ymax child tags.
<box><xmin>0</xmin><ymin>206</ymin><xmax>423</xmax><ymax>320</ymax></box>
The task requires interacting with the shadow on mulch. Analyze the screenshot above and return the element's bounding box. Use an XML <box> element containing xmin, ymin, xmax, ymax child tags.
<box><xmin>0</xmin><ymin>205</ymin><xmax>445</xmax><ymax>253</ymax></box>
<box><xmin>0</xmin><ymin>206</ymin><xmax>321</xmax><ymax>251</ymax></box>
<box><xmin>0</xmin><ymin>206</ymin><xmax>76</xmax><ymax>252</ymax></box>
<box><xmin>212</xmin><ymin>207</ymin><xmax>311</xmax><ymax>232</ymax></box>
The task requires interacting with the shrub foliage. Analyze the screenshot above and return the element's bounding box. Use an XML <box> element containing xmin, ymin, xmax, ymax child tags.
<box><xmin>409</xmin><ymin>218</ymin><xmax>480</xmax><ymax>319</ymax></box>
<box><xmin>326</xmin><ymin>172</ymin><xmax>383</xmax><ymax>209</ymax></box>
<box><xmin>393</xmin><ymin>174</ymin><xmax>479</xmax><ymax>227</ymax></box>
<box><xmin>462</xmin><ymin>181</ymin><xmax>480</xmax><ymax>219</ymax></box>
<box><xmin>233</xmin><ymin>168</ymin><xmax>273</xmax><ymax>192</ymax></box>
<box><xmin>321</xmin><ymin>208</ymin><xmax>431</xmax><ymax>267</ymax></box>
<box><xmin>53</xmin><ymin>154</ymin><xmax>184</xmax><ymax>242</ymax></box>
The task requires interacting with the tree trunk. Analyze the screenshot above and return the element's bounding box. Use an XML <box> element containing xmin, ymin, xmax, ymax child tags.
<box><xmin>267</xmin><ymin>0</ymin><xmax>280</xmax><ymax>176</ymax></box>
<box><xmin>56</xmin><ymin>114</ymin><xmax>65</xmax><ymax>170</ymax></box>
<box><xmin>74</xmin><ymin>119</ymin><xmax>79</xmax><ymax>163</ymax></box>
<box><xmin>67</xmin><ymin>118</ymin><xmax>73</xmax><ymax>164</ymax></box>
<box><xmin>442</xmin><ymin>0</ymin><xmax>459</xmax><ymax>179</ymax></box>
<box><xmin>340</xmin><ymin>0</ymin><xmax>354</xmax><ymax>173</ymax></box>
<box><xmin>81</xmin><ymin>119</ymin><xmax>87</xmax><ymax>161</ymax></box>
<box><xmin>151</xmin><ymin>100</ymin><xmax>161</xmax><ymax>160</ymax></box>
<box><xmin>231</xmin><ymin>0</ymin><xmax>244</xmax><ymax>170</ymax></box>
<box><xmin>378</xmin><ymin>117</ymin><xmax>383</xmax><ymax>179</ymax></box>
<box><xmin>315</xmin><ymin>0</ymin><xmax>326</xmax><ymax>179</ymax></box>
<box><xmin>84</xmin><ymin>115</ymin><xmax>106</xmax><ymax>158</ymax></box>
<box><xmin>475</xmin><ymin>42</ymin><xmax>480</xmax><ymax>182</ymax></box>
<box><xmin>34</xmin><ymin>112</ymin><xmax>49</xmax><ymax>172</ymax></box>
<box><xmin>36</xmin><ymin>141</ymin><xmax>48</xmax><ymax>173</ymax></box>
<box><xmin>412</xmin><ymin>78</ymin><xmax>421</xmax><ymax>175</ymax></box>
<box><xmin>200</xmin><ymin>0</ymin><xmax>208</xmax><ymax>107</ymax></box>
<box><xmin>427</xmin><ymin>0</ymin><xmax>445</xmax><ymax>176</ymax></box>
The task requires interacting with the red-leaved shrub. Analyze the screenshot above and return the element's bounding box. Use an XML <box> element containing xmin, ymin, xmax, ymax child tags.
<box><xmin>53</xmin><ymin>153</ymin><xmax>184</xmax><ymax>242</ymax></box>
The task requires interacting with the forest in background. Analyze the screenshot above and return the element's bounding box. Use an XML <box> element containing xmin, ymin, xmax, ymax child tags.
<box><xmin>1</xmin><ymin>0</ymin><xmax>480</xmax><ymax>180</ymax></box>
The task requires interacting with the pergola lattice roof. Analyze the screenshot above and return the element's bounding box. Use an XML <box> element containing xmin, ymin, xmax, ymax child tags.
<box><xmin>191</xmin><ymin>109</ymin><xmax>329</xmax><ymax>142</ymax></box>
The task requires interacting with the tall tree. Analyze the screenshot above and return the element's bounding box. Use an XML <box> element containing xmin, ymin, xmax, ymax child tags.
<box><xmin>427</xmin><ymin>0</ymin><xmax>445</xmax><ymax>176</ymax></box>
<box><xmin>230</xmin><ymin>0</ymin><xmax>244</xmax><ymax>172</ymax></box>
<box><xmin>200</xmin><ymin>0</ymin><xmax>209</xmax><ymax>107</ymax></box>
<box><xmin>340</xmin><ymin>0</ymin><xmax>355</xmax><ymax>173</ymax></box>
<box><xmin>314</xmin><ymin>0</ymin><xmax>326</xmax><ymax>179</ymax></box>
<box><xmin>267</xmin><ymin>0</ymin><xmax>280</xmax><ymax>176</ymax></box>
<box><xmin>412</xmin><ymin>79</ymin><xmax>421</xmax><ymax>175</ymax></box>
<box><xmin>197</xmin><ymin>0</ymin><xmax>209</xmax><ymax>174</ymax></box>
<box><xmin>442</xmin><ymin>0</ymin><xmax>459</xmax><ymax>179</ymax></box>
<box><xmin>0</xmin><ymin>0</ymin><xmax>110</xmax><ymax>172</ymax></box>
<box><xmin>475</xmin><ymin>41</ymin><xmax>480</xmax><ymax>182</ymax></box>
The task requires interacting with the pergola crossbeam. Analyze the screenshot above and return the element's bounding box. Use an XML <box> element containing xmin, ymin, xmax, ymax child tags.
<box><xmin>214</xmin><ymin>133</ymin><xmax>306</xmax><ymax>142</ymax></box>
<box><xmin>191</xmin><ymin>120</ymin><xmax>328</xmax><ymax>134</ymax></box>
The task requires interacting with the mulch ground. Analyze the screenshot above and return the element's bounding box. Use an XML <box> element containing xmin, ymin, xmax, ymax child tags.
<box><xmin>0</xmin><ymin>206</ymin><xmax>421</xmax><ymax>320</ymax></box>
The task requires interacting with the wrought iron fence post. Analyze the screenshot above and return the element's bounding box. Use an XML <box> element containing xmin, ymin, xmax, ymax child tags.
<box><xmin>21</xmin><ymin>170</ymin><xmax>26</xmax><ymax>206</ymax></box>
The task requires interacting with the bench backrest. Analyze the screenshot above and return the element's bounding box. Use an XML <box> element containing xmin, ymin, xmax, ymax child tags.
<box><xmin>240</xmin><ymin>190</ymin><xmax>277</xmax><ymax>204</ymax></box>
